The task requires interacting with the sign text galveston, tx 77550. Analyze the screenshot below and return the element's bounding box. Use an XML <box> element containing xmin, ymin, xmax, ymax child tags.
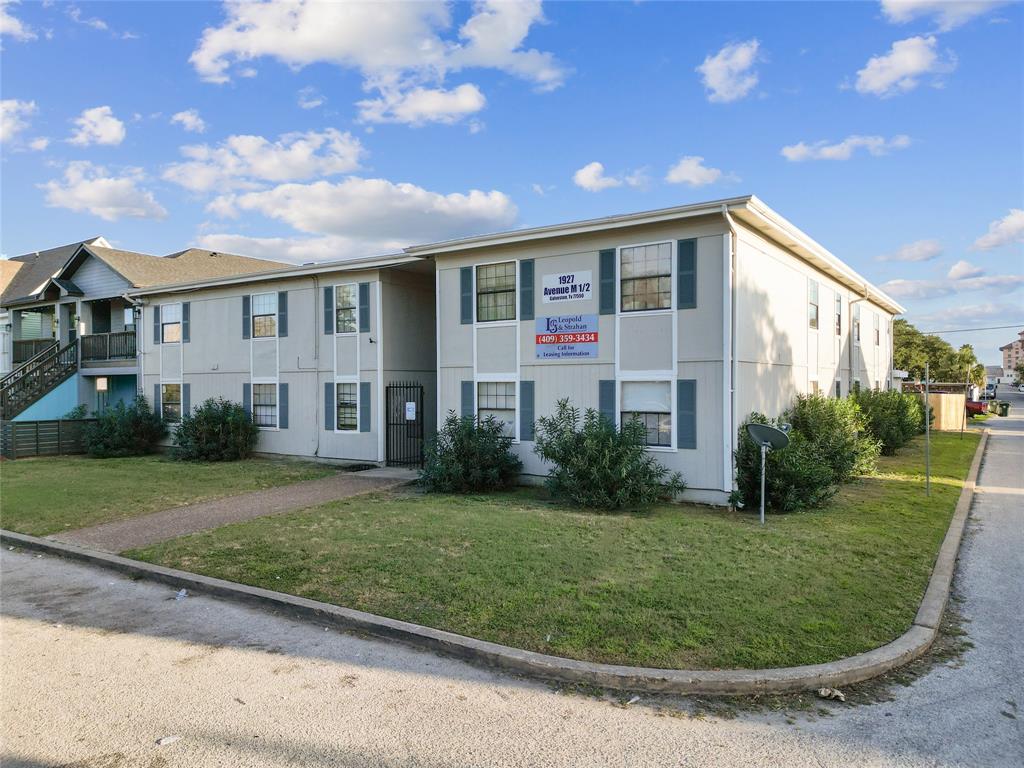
<box><xmin>535</xmin><ymin>314</ymin><xmax>599</xmax><ymax>359</ymax></box>
<box><xmin>542</xmin><ymin>271</ymin><xmax>592</xmax><ymax>303</ymax></box>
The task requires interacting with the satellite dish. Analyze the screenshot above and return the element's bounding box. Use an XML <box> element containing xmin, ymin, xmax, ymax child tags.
<box><xmin>746</xmin><ymin>423</ymin><xmax>790</xmax><ymax>450</ymax></box>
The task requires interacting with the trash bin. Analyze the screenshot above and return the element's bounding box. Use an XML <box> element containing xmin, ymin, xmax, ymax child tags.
<box><xmin>998</xmin><ymin>401</ymin><xmax>1010</xmax><ymax>417</ymax></box>
<box><xmin>988</xmin><ymin>399</ymin><xmax>999</xmax><ymax>414</ymax></box>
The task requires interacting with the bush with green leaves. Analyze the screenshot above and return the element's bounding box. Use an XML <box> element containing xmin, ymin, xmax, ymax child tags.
<box><xmin>852</xmin><ymin>388</ymin><xmax>925</xmax><ymax>455</ymax></box>
<box><xmin>734</xmin><ymin>413</ymin><xmax>837</xmax><ymax>513</ymax></box>
<box><xmin>419</xmin><ymin>412</ymin><xmax>523</xmax><ymax>493</ymax></box>
<box><xmin>84</xmin><ymin>396</ymin><xmax>167</xmax><ymax>458</ymax></box>
<box><xmin>62</xmin><ymin>404</ymin><xmax>88</xmax><ymax>420</ymax></box>
<box><xmin>171</xmin><ymin>397</ymin><xmax>259</xmax><ymax>462</ymax></box>
<box><xmin>533</xmin><ymin>399</ymin><xmax>685</xmax><ymax>510</ymax></box>
<box><xmin>786</xmin><ymin>393</ymin><xmax>879</xmax><ymax>482</ymax></box>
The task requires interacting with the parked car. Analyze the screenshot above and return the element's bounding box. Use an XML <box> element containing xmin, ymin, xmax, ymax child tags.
<box><xmin>965</xmin><ymin>400</ymin><xmax>988</xmax><ymax>418</ymax></box>
<box><xmin>1018</xmin><ymin>384</ymin><xmax>1024</xmax><ymax>393</ymax></box>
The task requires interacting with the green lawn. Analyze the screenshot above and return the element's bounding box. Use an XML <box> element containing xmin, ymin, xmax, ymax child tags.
<box><xmin>130</xmin><ymin>432</ymin><xmax>979</xmax><ymax>670</ymax></box>
<box><xmin>1</xmin><ymin>455</ymin><xmax>334</xmax><ymax>536</ymax></box>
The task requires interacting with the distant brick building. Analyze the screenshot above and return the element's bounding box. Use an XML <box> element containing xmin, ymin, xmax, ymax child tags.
<box><xmin>1000</xmin><ymin>329</ymin><xmax>1024</xmax><ymax>373</ymax></box>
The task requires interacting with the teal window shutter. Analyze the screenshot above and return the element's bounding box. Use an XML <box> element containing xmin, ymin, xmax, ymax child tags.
<box><xmin>242</xmin><ymin>383</ymin><xmax>251</xmax><ymax>417</ymax></box>
<box><xmin>152</xmin><ymin>305</ymin><xmax>161</xmax><ymax>345</ymax></box>
<box><xmin>520</xmin><ymin>380</ymin><xmax>535</xmax><ymax>440</ymax></box>
<box><xmin>677</xmin><ymin>379</ymin><xmax>696</xmax><ymax>449</ymax></box>
<box><xmin>358</xmin><ymin>282</ymin><xmax>370</xmax><ymax>332</ymax></box>
<box><xmin>677</xmin><ymin>239</ymin><xmax>696</xmax><ymax>309</ymax></box>
<box><xmin>359</xmin><ymin>382</ymin><xmax>371</xmax><ymax>432</ymax></box>
<box><xmin>520</xmin><ymin>260</ymin><xmax>534</xmax><ymax>321</ymax></box>
<box><xmin>599</xmin><ymin>249</ymin><xmax>616</xmax><ymax>315</ymax></box>
<box><xmin>279</xmin><ymin>383</ymin><xmax>289</xmax><ymax>429</ymax></box>
<box><xmin>242</xmin><ymin>296</ymin><xmax>251</xmax><ymax>340</ymax></box>
<box><xmin>278</xmin><ymin>291</ymin><xmax>288</xmax><ymax>337</ymax></box>
<box><xmin>598</xmin><ymin>379</ymin><xmax>615</xmax><ymax>423</ymax></box>
<box><xmin>461</xmin><ymin>380</ymin><xmax>474</xmax><ymax>417</ymax></box>
<box><xmin>460</xmin><ymin>267</ymin><xmax>473</xmax><ymax>324</ymax></box>
<box><xmin>182</xmin><ymin>302</ymin><xmax>190</xmax><ymax>343</ymax></box>
<box><xmin>153</xmin><ymin>383</ymin><xmax>160</xmax><ymax>415</ymax></box>
<box><xmin>182</xmin><ymin>383</ymin><xmax>190</xmax><ymax>417</ymax></box>
<box><xmin>325</xmin><ymin>382</ymin><xmax>334</xmax><ymax>430</ymax></box>
<box><xmin>323</xmin><ymin>286</ymin><xmax>334</xmax><ymax>334</ymax></box>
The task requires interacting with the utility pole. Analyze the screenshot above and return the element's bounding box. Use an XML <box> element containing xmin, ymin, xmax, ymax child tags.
<box><xmin>925</xmin><ymin>362</ymin><xmax>931</xmax><ymax>497</ymax></box>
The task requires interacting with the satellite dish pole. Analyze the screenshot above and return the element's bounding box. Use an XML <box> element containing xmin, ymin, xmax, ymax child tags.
<box><xmin>745</xmin><ymin>422</ymin><xmax>791</xmax><ymax>525</ymax></box>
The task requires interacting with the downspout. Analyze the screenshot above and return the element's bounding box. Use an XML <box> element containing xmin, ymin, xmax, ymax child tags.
<box><xmin>721</xmin><ymin>204</ymin><xmax>738</xmax><ymax>495</ymax></box>
<box><xmin>848</xmin><ymin>285</ymin><xmax>869</xmax><ymax>392</ymax></box>
<box><xmin>121</xmin><ymin>293</ymin><xmax>145</xmax><ymax>396</ymax></box>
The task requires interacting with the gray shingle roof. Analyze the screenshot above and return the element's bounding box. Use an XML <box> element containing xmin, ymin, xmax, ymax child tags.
<box><xmin>0</xmin><ymin>237</ymin><xmax>106</xmax><ymax>307</ymax></box>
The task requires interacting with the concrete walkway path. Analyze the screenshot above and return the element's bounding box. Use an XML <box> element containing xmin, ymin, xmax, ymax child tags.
<box><xmin>49</xmin><ymin>469</ymin><xmax>415</xmax><ymax>553</ymax></box>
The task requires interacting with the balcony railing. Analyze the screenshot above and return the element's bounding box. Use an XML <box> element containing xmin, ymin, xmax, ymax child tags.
<box><xmin>81</xmin><ymin>331</ymin><xmax>137</xmax><ymax>362</ymax></box>
<box><xmin>12</xmin><ymin>338</ymin><xmax>57</xmax><ymax>365</ymax></box>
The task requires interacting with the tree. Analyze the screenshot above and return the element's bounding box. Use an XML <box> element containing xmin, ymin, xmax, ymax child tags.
<box><xmin>1015</xmin><ymin>360</ymin><xmax>1024</xmax><ymax>383</ymax></box>
<box><xmin>893</xmin><ymin>318</ymin><xmax>963</xmax><ymax>381</ymax></box>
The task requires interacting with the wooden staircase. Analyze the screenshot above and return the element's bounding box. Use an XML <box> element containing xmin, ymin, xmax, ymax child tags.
<box><xmin>0</xmin><ymin>340</ymin><xmax>79</xmax><ymax>420</ymax></box>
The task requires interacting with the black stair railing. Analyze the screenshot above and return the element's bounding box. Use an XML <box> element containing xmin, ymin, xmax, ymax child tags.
<box><xmin>0</xmin><ymin>340</ymin><xmax>79</xmax><ymax>420</ymax></box>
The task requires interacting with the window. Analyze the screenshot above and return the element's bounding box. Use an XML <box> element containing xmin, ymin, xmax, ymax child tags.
<box><xmin>161</xmin><ymin>304</ymin><xmax>181</xmax><ymax>343</ymax></box>
<box><xmin>161</xmin><ymin>383</ymin><xmax>181</xmax><ymax>422</ymax></box>
<box><xmin>251</xmin><ymin>293</ymin><xmax>277</xmax><ymax>338</ymax></box>
<box><xmin>336</xmin><ymin>383</ymin><xmax>357</xmax><ymax>431</ymax></box>
<box><xmin>835</xmin><ymin>295</ymin><xmax>842</xmax><ymax>336</ymax></box>
<box><xmin>853</xmin><ymin>379</ymin><xmax>861</xmax><ymax>394</ymax></box>
<box><xmin>808</xmin><ymin>280</ymin><xmax>819</xmax><ymax>330</ymax></box>
<box><xmin>853</xmin><ymin>305</ymin><xmax>861</xmax><ymax>345</ymax></box>
<box><xmin>874</xmin><ymin>314</ymin><xmax>880</xmax><ymax>346</ymax></box>
<box><xmin>620</xmin><ymin>243</ymin><xmax>672</xmax><ymax>312</ymax></box>
<box><xmin>123</xmin><ymin>307</ymin><xmax>136</xmax><ymax>332</ymax></box>
<box><xmin>477</xmin><ymin>381</ymin><xmax>516</xmax><ymax>435</ymax></box>
<box><xmin>835</xmin><ymin>380</ymin><xmax>842</xmax><ymax>398</ymax></box>
<box><xmin>810</xmin><ymin>380</ymin><xmax>820</xmax><ymax>396</ymax></box>
<box><xmin>252</xmin><ymin>383</ymin><xmax>277</xmax><ymax>428</ymax></box>
<box><xmin>335</xmin><ymin>284</ymin><xmax>358</xmax><ymax>333</ymax></box>
<box><xmin>476</xmin><ymin>262</ymin><xmax>516</xmax><ymax>322</ymax></box>
<box><xmin>621</xmin><ymin>381</ymin><xmax>672</xmax><ymax>447</ymax></box>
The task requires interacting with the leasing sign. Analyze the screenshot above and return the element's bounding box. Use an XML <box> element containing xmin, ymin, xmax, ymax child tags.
<box><xmin>542</xmin><ymin>271</ymin><xmax>592</xmax><ymax>303</ymax></box>
<box><xmin>535</xmin><ymin>314</ymin><xmax>599</xmax><ymax>359</ymax></box>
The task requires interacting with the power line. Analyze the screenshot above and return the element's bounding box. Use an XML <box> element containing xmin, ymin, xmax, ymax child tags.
<box><xmin>920</xmin><ymin>324</ymin><xmax>1024</xmax><ymax>334</ymax></box>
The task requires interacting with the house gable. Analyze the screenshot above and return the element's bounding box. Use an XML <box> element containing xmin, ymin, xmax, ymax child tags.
<box><xmin>63</xmin><ymin>252</ymin><xmax>132</xmax><ymax>298</ymax></box>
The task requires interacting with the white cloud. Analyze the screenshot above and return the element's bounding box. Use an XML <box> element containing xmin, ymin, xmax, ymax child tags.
<box><xmin>28</xmin><ymin>136</ymin><xmax>49</xmax><ymax>151</ymax></box>
<box><xmin>664</xmin><ymin>156</ymin><xmax>723</xmax><ymax>187</ymax></box>
<box><xmin>782</xmin><ymin>134</ymin><xmax>911</xmax><ymax>161</ymax></box>
<box><xmin>877</xmin><ymin>238</ymin><xmax>943</xmax><ymax>262</ymax></box>
<box><xmin>696</xmin><ymin>39</ymin><xmax>760</xmax><ymax>103</ymax></box>
<box><xmin>68</xmin><ymin>106</ymin><xmax>126</xmax><ymax>146</ymax></box>
<box><xmin>189</xmin><ymin>0</ymin><xmax>566</xmax><ymax>125</ymax></box>
<box><xmin>67</xmin><ymin>5</ymin><xmax>108</xmax><ymax>31</ymax></box>
<box><xmin>855</xmin><ymin>36</ymin><xmax>956</xmax><ymax>97</ymax></box>
<box><xmin>206</xmin><ymin>177</ymin><xmax>517</xmax><ymax>244</ymax></box>
<box><xmin>297</xmin><ymin>86</ymin><xmax>325</xmax><ymax>110</ymax></box>
<box><xmin>40</xmin><ymin>161</ymin><xmax>167</xmax><ymax>221</ymax></box>
<box><xmin>880</xmin><ymin>1</ymin><xmax>1005</xmax><ymax>32</ymax></box>
<box><xmin>972</xmin><ymin>209</ymin><xmax>1024</xmax><ymax>250</ymax></box>
<box><xmin>170</xmin><ymin>108</ymin><xmax>207</xmax><ymax>133</ymax></box>
<box><xmin>163</xmin><ymin>128</ymin><xmax>365</xmax><ymax>193</ymax></box>
<box><xmin>914</xmin><ymin>301</ymin><xmax>1023</xmax><ymax>327</ymax></box>
<box><xmin>947</xmin><ymin>260</ymin><xmax>985</xmax><ymax>280</ymax></box>
<box><xmin>0</xmin><ymin>99</ymin><xmax>36</xmax><ymax>143</ymax></box>
<box><xmin>195</xmin><ymin>233</ymin><xmax>403</xmax><ymax>265</ymax></box>
<box><xmin>572</xmin><ymin>161</ymin><xmax>646</xmax><ymax>193</ymax></box>
<box><xmin>881</xmin><ymin>274</ymin><xmax>1024</xmax><ymax>300</ymax></box>
<box><xmin>1</xmin><ymin>1</ymin><xmax>36</xmax><ymax>41</ymax></box>
<box><xmin>357</xmin><ymin>83</ymin><xmax>485</xmax><ymax>125</ymax></box>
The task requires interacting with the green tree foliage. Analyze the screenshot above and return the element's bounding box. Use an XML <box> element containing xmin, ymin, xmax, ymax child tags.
<box><xmin>420</xmin><ymin>413</ymin><xmax>523</xmax><ymax>493</ymax></box>
<box><xmin>84</xmin><ymin>396</ymin><xmax>167</xmax><ymax>458</ymax></box>
<box><xmin>894</xmin><ymin>320</ymin><xmax>985</xmax><ymax>385</ymax></box>
<box><xmin>172</xmin><ymin>398</ymin><xmax>259</xmax><ymax>461</ymax></box>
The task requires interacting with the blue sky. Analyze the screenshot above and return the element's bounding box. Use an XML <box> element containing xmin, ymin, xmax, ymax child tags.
<box><xmin>1</xmin><ymin>0</ymin><xmax>1022</xmax><ymax>363</ymax></box>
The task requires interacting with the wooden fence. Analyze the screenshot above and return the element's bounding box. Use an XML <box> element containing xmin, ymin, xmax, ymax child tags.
<box><xmin>0</xmin><ymin>419</ymin><xmax>95</xmax><ymax>459</ymax></box>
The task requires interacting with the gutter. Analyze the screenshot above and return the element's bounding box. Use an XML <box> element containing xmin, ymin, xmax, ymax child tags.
<box><xmin>721</xmin><ymin>204</ymin><xmax>739</xmax><ymax>494</ymax></box>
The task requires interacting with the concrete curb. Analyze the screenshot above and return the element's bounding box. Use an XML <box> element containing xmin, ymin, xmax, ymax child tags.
<box><xmin>1</xmin><ymin>429</ymin><xmax>988</xmax><ymax>695</ymax></box>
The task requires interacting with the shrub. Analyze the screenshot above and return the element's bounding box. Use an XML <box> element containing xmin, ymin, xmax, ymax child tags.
<box><xmin>786</xmin><ymin>393</ymin><xmax>879</xmax><ymax>482</ymax></box>
<box><xmin>172</xmin><ymin>397</ymin><xmax>259</xmax><ymax>461</ymax></box>
<box><xmin>420</xmin><ymin>412</ymin><xmax>522</xmax><ymax>493</ymax></box>
<box><xmin>62</xmin><ymin>404</ymin><xmax>88</xmax><ymax>420</ymax></box>
<box><xmin>735</xmin><ymin>413</ymin><xmax>836</xmax><ymax>513</ymax></box>
<box><xmin>852</xmin><ymin>388</ymin><xmax>924</xmax><ymax>455</ymax></box>
<box><xmin>533</xmin><ymin>399</ymin><xmax>685</xmax><ymax>510</ymax></box>
<box><xmin>84</xmin><ymin>396</ymin><xmax>167</xmax><ymax>458</ymax></box>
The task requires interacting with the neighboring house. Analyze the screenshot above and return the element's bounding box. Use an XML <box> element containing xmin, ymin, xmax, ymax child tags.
<box><xmin>1000</xmin><ymin>329</ymin><xmax>1024</xmax><ymax>374</ymax></box>
<box><xmin>0</xmin><ymin>239</ymin><xmax>287</xmax><ymax>421</ymax></box>
<box><xmin>409</xmin><ymin>195</ymin><xmax>903</xmax><ymax>504</ymax></box>
<box><xmin>985</xmin><ymin>365</ymin><xmax>1004</xmax><ymax>387</ymax></box>
<box><xmin>129</xmin><ymin>254</ymin><xmax>436</xmax><ymax>466</ymax></box>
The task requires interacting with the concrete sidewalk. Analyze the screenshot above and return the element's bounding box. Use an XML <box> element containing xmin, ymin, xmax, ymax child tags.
<box><xmin>49</xmin><ymin>468</ymin><xmax>416</xmax><ymax>553</ymax></box>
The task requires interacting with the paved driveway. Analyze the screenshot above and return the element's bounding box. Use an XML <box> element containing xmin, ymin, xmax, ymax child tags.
<box><xmin>2</xmin><ymin>398</ymin><xmax>1021</xmax><ymax>767</ymax></box>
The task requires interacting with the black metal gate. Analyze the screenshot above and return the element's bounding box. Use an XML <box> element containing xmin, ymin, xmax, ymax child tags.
<box><xmin>385</xmin><ymin>381</ymin><xmax>425</xmax><ymax>467</ymax></box>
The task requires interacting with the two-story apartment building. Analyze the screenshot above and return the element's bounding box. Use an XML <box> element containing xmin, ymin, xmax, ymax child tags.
<box><xmin>409</xmin><ymin>195</ymin><xmax>902</xmax><ymax>504</ymax></box>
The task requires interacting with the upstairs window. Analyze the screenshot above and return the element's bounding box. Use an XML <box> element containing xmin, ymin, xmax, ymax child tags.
<box><xmin>477</xmin><ymin>381</ymin><xmax>516</xmax><ymax>435</ymax></box>
<box><xmin>252</xmin><ymin>383</ymin><xmax>277</xmax><ymax>428</ymax></box>
<box><xmin>853</xmin><ymin>305</ymin><xmax>861</xmax><ymax>345</ymax></box>
<box><xmin>620</xmin><ymin>243</ymin><xmax>672</xmax><ymax>312</ymax></box>
<box><xmin>835</xmin><ymin>295</ymin><xmax>842</xmax><ymax>336</ymax></box>
<box><xmin>251</xmin><ymin>293</ymin><xmax>277</xmax><ymax>338</ymax></box>
<box><xmin>808</xmin><ymin>280</ymin><xmax>819</xmax><ymax>330</ymax></box>
<box><xmin>476</xmin><ymin>262</ymin><xmax>516</xmax><ymax>322</ymax></box>
<box><xmin>335</xmin><ymin>284</ymin><xmax>358</xmax><ymax>333</ymax></box>
<box><xmin>874</xmin><ymin>314</ymin><xmax>880</xmax><ymax>346</ymax></box>
<box><xmin>621</xmin><ymin>381</ymin><xmax>672</xmax><ymax>447</ymax></box>
<box><xmin>161</xmin><ymin>304</ymin><xmax>181</xmax><ymax>343</ymax></box>
<box><xmin>161</xmin><ymin>383</ymin><xmax>181</xmax><ymax>422</ymax></box>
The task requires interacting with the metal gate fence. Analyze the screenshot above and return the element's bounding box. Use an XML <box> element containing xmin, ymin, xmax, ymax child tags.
<box><xmin>385</xmin><ymin>382</ymin><xmax>424</xmax><ymax>468</ymax></box>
